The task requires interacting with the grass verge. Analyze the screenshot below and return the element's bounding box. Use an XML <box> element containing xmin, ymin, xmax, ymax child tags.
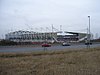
<box><xmin>0</xmin><ymin>47</ymin><xmax>100</xmax><ymax>75</ymax></box>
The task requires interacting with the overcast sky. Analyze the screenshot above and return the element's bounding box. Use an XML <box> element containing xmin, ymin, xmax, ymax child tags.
<box><xmin>0</xmin><ymin>0</ymin><xmax>100</xmax><ymax>39</ymax></box>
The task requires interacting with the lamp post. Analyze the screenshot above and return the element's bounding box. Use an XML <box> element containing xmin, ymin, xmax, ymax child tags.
<box><xmin>88</xmin><ymin>16</ymin><xmax>90</xmax><ymax>48</ymax></box>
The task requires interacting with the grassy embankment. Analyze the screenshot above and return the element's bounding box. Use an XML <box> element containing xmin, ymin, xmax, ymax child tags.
<box><xmin>0</xmin><ymin>48</ymin><xmax>100</xmax><ymax>75</ymax></box>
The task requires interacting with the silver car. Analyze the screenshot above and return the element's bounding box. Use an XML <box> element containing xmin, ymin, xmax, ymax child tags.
<box><xmin>62</xmin><ymin>42</ymin><xmax>70</xmax><ymax>46</ymax></box>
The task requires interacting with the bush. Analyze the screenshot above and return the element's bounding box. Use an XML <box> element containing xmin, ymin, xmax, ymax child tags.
<box><xmin>0</xmin><ymin>40</ymin><xmax>18</xmax><ymax>46</ymax></box>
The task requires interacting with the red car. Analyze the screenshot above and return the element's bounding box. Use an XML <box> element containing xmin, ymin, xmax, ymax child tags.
<box><xmin>42</xmin><ymin>43</ymin><xmax>51</xmax><ymax>47</ymax></box>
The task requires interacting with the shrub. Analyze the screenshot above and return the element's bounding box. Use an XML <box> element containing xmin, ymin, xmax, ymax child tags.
<box><xmin>0</xmin><ymin>40</ymin><xmax>18</xmax><ymax>46</ymax></box>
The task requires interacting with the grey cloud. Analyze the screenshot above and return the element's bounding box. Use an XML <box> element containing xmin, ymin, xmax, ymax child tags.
<box><xmin>0</xmin><ymin>0</ymin><xmax>100</xmax><ymax>38</ymax></box>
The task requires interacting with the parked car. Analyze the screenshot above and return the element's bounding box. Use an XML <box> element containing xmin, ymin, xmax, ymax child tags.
<box><xmin>85</xmin><ymin>42</ymin><xmax>92</xmax><ymax>45</ymax></box>
<box><xmin>42</xmin><ymin>43</ymin><xmax>51</xmax><ymax>47</ymax></box>
<box><xmin>62</xmin><ymin>42</ymin><xmax>70</xmax><ymax>46</ymax></box>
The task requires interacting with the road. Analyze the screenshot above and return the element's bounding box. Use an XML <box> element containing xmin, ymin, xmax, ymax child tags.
<box><xmin>0</xmin><ymin>43</ymin><xmax>100</xmax><ymax>53</ymax></box>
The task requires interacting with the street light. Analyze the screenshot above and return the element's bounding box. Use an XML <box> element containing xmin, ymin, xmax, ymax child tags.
<box><xmin>88</xmin><ymin>16</ymin><xmax>90</xmax><ymax>48</ymax></box>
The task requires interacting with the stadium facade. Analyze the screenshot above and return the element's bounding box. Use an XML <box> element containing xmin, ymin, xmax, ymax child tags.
<box><xmin>5</xmin><ymin>30</ymin><xmax>88</xmax><ymax>43</ymax></box>
<box><xmin>5</xmin><ymin>30</ymin><xmax>57</xmax><ymax>43</ymax></box>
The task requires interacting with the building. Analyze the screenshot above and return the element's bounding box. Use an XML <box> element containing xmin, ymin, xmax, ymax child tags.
<box><xmin>57</xmin><ymin>31</ymin><xmax>87</xmax><ymax>42</ymax></box>
<box><xmin>5</xmin><ymin>30</ymin><xmax>57</xmax><ymax>43</ymax></box>
<box><xmin>5</xmin><ymin>30</ymin><xmax>88</xmax><ymax>43</ymax></box>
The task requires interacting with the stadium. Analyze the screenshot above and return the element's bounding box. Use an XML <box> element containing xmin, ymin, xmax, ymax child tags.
<box><xmin>5</xmin><ymin>30</ymin><xmax>88</xmax><ymax>43</ymax></box>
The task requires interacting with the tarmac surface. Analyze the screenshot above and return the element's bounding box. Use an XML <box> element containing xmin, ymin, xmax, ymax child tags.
<box><xmin>0</xmin><ymin>43</ymin><xmax>100</xmax><ymax>53</ymax></box>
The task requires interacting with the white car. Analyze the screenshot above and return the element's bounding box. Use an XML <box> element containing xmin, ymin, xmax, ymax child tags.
<box><xmin>62</xmin><ymin>42</ymin><xmax>70</xmax><ymax>46</ymax></box>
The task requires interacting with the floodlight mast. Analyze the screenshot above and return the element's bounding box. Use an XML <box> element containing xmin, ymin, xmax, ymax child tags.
<box><xmin>88</xmin><ymin>16</ymin><xmax>90</xmax><ymax>48</ymax></box>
